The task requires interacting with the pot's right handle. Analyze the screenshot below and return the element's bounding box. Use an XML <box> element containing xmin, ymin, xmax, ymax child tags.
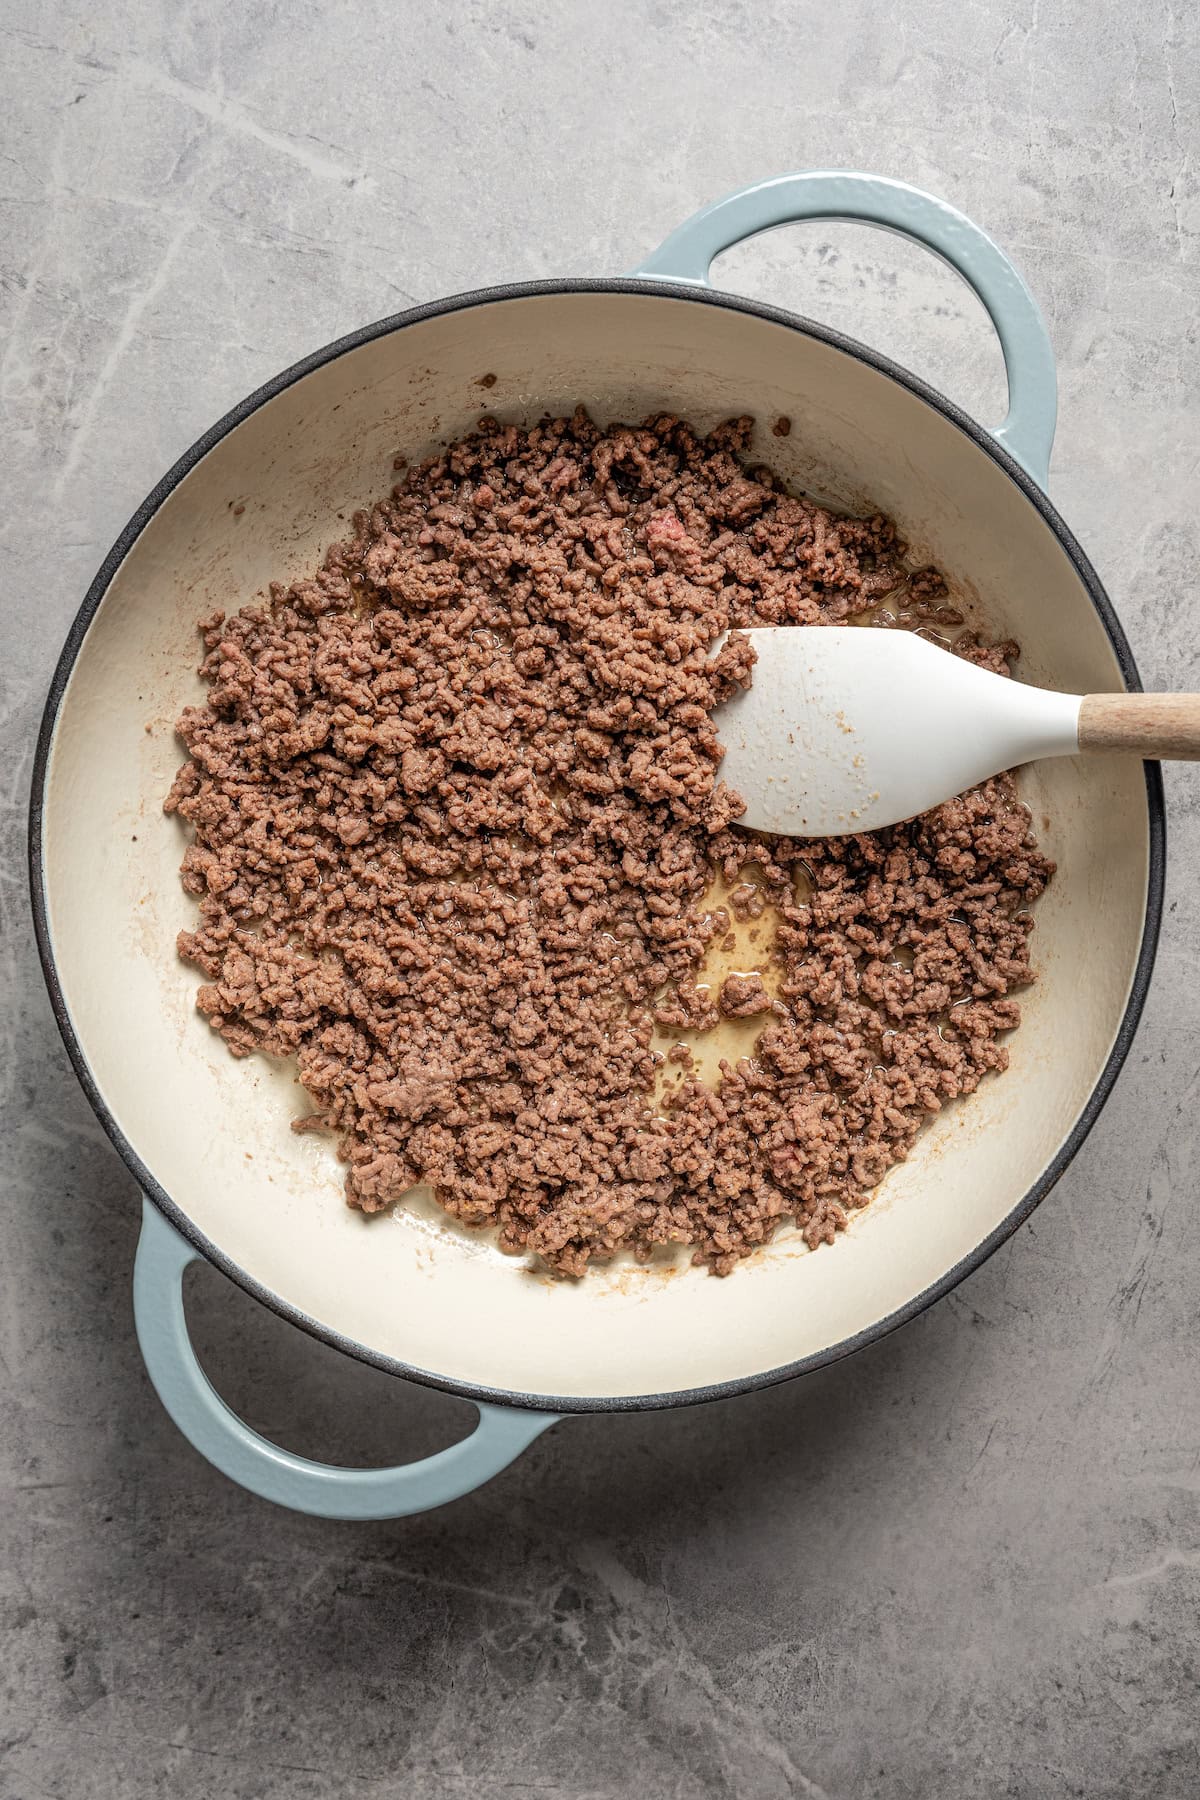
<box><xmin>133</xmin><ymin>1197</ymin><xmax>559</xmax><ymax>1520</ymax></box>
<box><xmin>632</xmin><ymin>172</ymin><xmax>1057</xmax><ymax>490</ymax></box>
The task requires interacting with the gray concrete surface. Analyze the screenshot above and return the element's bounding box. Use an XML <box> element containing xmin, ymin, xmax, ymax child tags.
<box><xmin>4</xmin><ymin>2</ymin><xmax>1200</xmax><ymax>1795</ymax></box>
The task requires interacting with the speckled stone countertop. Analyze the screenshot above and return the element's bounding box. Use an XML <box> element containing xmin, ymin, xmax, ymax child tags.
<box><xmin>5</xmin><ymin>3</ymin><xmax>1200</xmax><ymax>1795</ymax></box>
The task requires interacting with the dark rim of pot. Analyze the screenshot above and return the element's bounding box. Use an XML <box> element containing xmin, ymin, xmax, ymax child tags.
<box><xmin>28</xmin><ymin>277</ymin><xmax>1166</xmax><ymax>1416</ymax></box>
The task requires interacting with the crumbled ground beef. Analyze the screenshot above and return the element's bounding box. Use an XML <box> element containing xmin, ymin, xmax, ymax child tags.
<box><xmin>166</xmin><ymin>408</ymin><xmax>1053</xmax><ymax>1276</ymax></box>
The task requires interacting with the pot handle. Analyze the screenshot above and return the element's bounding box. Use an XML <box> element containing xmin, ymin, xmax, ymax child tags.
<box><xmin>632</xmin><ymin>172</ymin><xmax>1057</xmax><ymax>489</ymax></box>
<box><xmin>133</xmin><ymin>1196</ymin><xmax>560</xmax><ymax>1520</ymax></box>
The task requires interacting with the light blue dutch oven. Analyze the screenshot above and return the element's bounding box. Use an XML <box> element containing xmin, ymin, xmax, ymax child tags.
<box><xmin>30</xmin><ymin>173</ymin><xmax>1163</xmax><ymax>1519</ymax></box>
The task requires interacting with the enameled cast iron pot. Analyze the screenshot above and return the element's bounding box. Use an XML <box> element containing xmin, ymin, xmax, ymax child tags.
<box><xmin>30</xmin><ymin>173</ymin><xmax>1164</xmax><ymax>1519</ymax></box>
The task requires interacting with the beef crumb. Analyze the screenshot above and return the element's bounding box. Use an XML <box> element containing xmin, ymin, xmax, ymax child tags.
<box><xmin>718</xmin><ymin>972</ymin><xmax>773</xmax><ymax>1018</ymax></box>
<box><xmin>166</xmin><ymin>407</ymin><xmax>1053</xmax><ymax>1277</ymax></box>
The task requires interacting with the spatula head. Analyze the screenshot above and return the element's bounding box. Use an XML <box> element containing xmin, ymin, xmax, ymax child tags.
<box><xmin>717</xmin><ymin>627</ymin><xmax>1080</xmax><ymax>838</ymax></box>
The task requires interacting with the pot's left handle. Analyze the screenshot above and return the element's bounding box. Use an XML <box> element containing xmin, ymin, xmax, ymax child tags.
<box><xmin>632</xmin><ymin>171</ymin><xmax>1057</xmax><ymax>489</ymax></box>
<box><xmin>133</xmin><ymin>1197</ymin><xmax>560</xmax><ymax>1520</ymax></box>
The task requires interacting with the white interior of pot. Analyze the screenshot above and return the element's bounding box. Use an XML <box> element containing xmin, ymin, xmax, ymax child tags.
<box><xmin>40</xmin><ymin>290</ymin><xmax>1150</xmax><ymax>1402</ymax></box>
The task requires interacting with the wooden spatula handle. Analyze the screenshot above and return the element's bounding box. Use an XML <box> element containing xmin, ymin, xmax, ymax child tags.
<box><xmin>1078</xmin><ymin>693</ymin><xmax>1200</xmax><ymax>759</ymax></box>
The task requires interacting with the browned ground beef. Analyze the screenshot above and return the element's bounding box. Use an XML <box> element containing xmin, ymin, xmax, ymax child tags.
<box><xmin>165</xmin><ymin>409</ymin><xmax>1053</xmax><ymax>1275</ymax></box>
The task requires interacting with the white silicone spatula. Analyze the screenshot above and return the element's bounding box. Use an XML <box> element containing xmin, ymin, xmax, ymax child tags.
<box><xmin>718</xmin><ymin>627</ymin><xmax>1200</xmax><ymax>838</ymax></box>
